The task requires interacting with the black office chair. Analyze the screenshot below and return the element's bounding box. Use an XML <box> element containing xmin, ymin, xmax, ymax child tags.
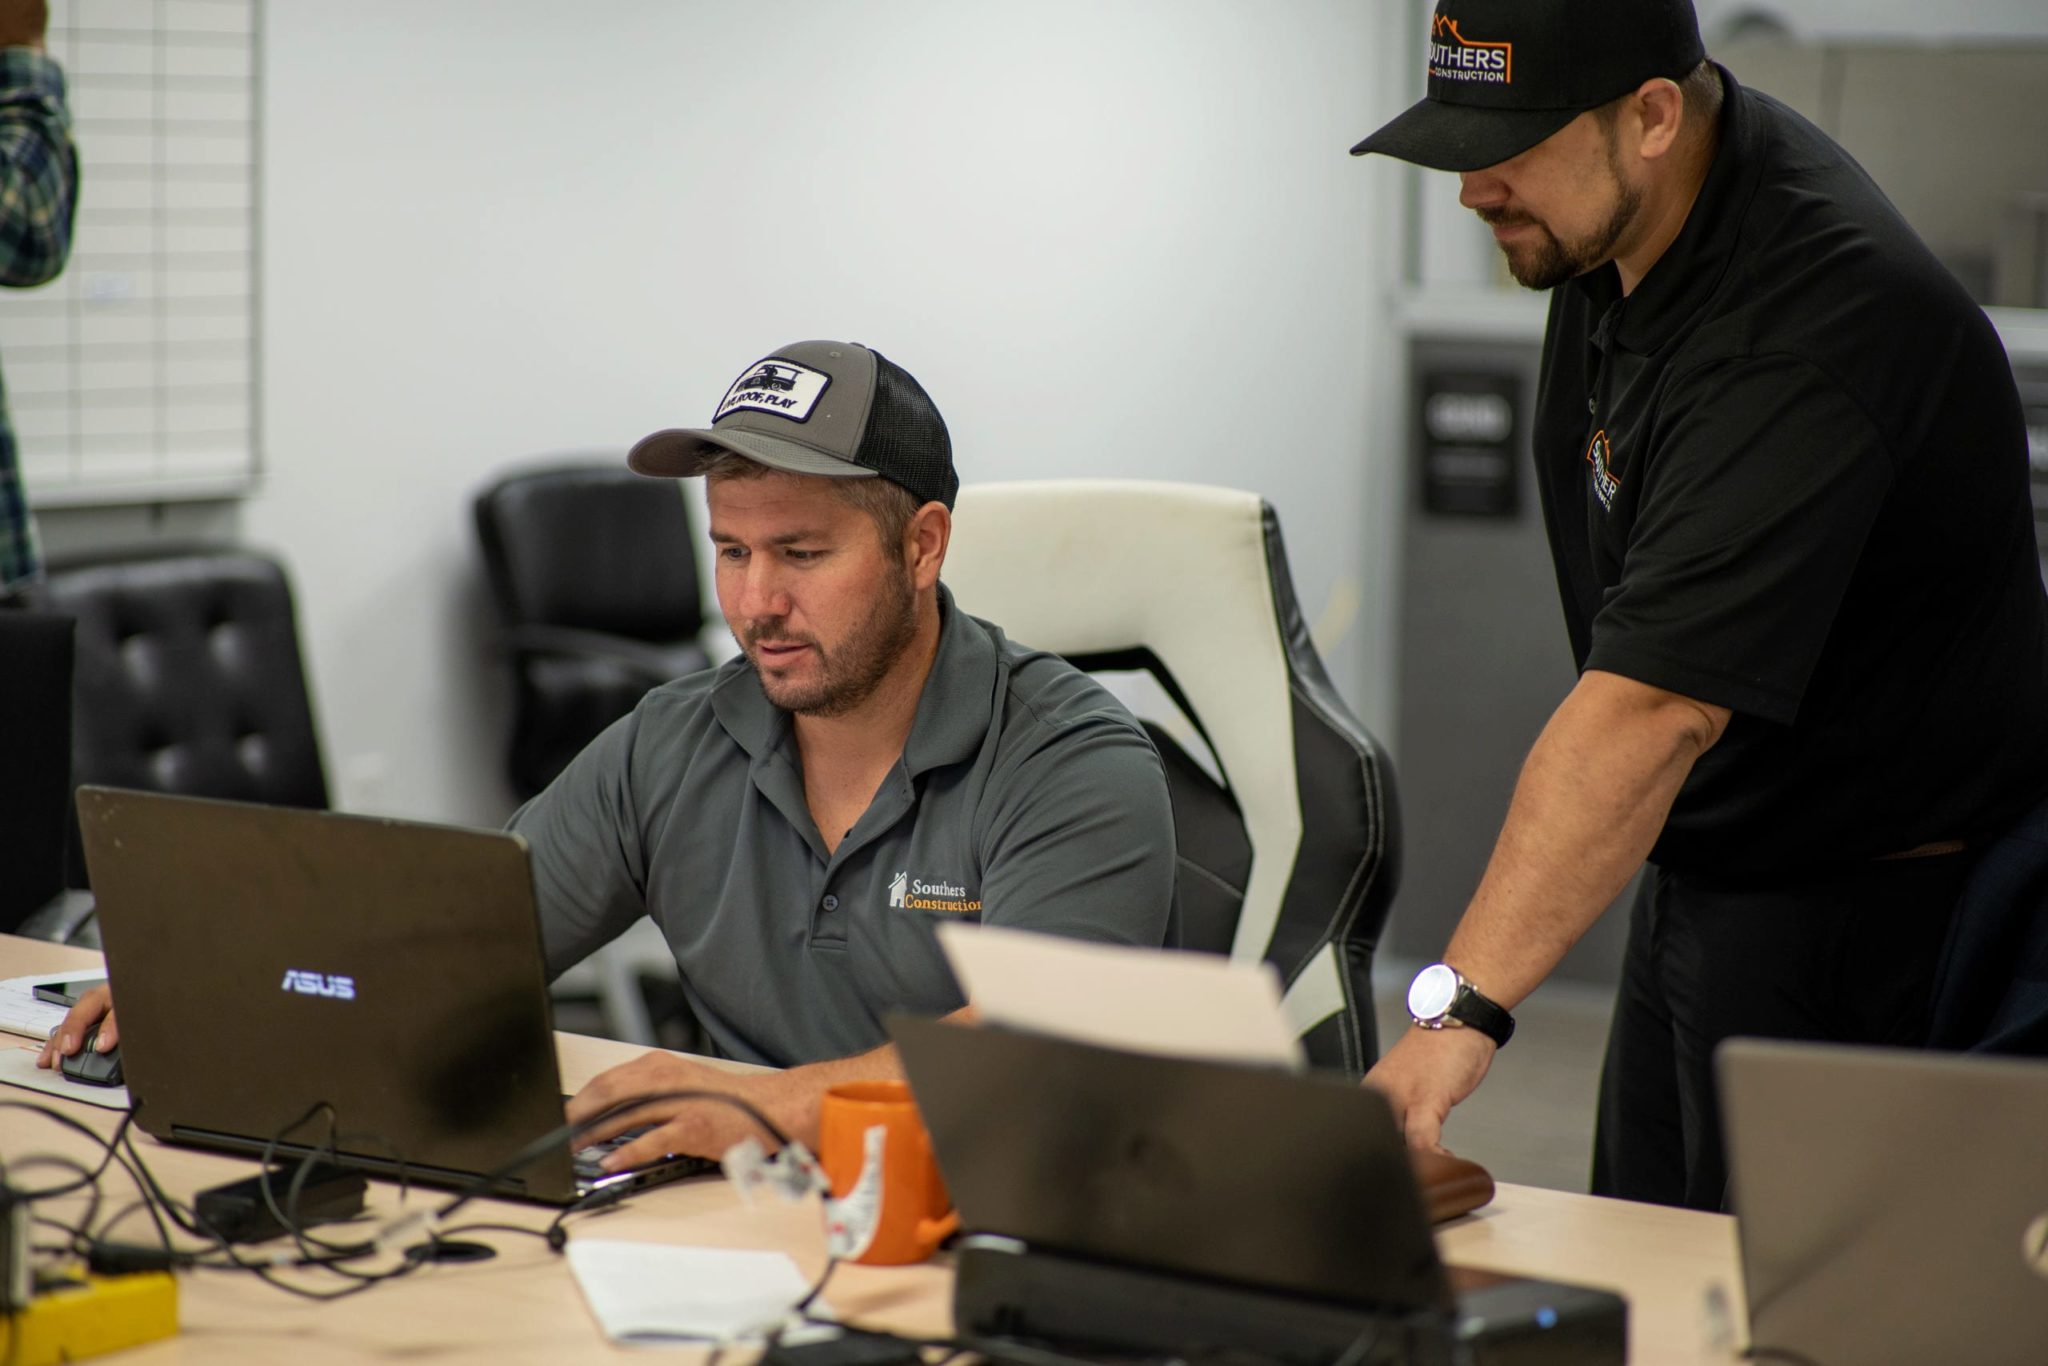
<box><xmin>474</xmin><ymin>460</ymin><xmax>713</xmax><ymax>800</ymax></box>
<box><xmin>0</xmin><ymin>609</ymin><xmax>74</xmax><ymax>933</ymax></box>
<box><xmin>944</xmin><ymin>481</ymin><xmax>1401</xmax><ymax>1076</ymax></box>
<box><xmin>28</xmin><ymin>546</ymin><xmax>329</xmax><ymax>889</ymax></box>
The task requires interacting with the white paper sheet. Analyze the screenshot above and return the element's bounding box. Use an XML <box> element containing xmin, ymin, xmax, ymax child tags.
<box><xmin>936</xmin><ymin>921</ymin><xmax>1304</xmax><ymax>1069</ymax></box>
<box><xmin>0</xmin><ymin>1035</ymin><xmax>130</xmax><ymax>1110</ymax></box>
<box><xmin>0</xmin><ymin>968</ymin><xmax>107</xmax><ymax>1041</ymax></box>
<box><xmin>566</xmin><ymin>1240</ymin><xmax>823</xmax><ymax>1343</ymax></box>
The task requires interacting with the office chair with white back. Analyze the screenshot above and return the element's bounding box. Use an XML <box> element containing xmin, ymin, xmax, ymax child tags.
<box><xmin>944</xmin><ymin>481</ymin><xmax>1400</xmax><ymax>1075</ymax></box>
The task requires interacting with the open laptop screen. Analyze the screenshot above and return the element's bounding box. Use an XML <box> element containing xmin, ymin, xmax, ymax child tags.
<box><xmin>78</xmin><ymin>786</ymin><xmax>585</xmax><ymax>1202</ymax></box>
<box><xmin>1719</xmin><ymin>1038</ymin><xmax>2048</xmax><ymax>1366</ymax></box>
<box><xmin>889</xmin><ymin>1014</ymin><xmax>1452</xmax><ymax>1314</ymax></box>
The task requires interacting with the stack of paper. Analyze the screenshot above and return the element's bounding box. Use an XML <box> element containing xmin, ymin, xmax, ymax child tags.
<box><xmin>935</xmin><ymin>922</ymin><xmax>1304</xmax><ymax>1069</ymax></box>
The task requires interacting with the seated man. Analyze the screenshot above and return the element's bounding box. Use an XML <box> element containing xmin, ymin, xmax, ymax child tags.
<box><xmin>40</xmin><ymin>340</ymin><xmax>1178</xmax><ymax>1170</ymax></box>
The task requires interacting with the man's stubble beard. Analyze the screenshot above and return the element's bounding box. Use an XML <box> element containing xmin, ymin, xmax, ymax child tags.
<box><xmin>1484</xmin><ymin>135</ymin><xmax>1642</xmax><ymax>291</ymax></box>
<box><xmin>739</xmin><ymin>565</ymin><xmax>920</xmax><ymax>719</ymax></box>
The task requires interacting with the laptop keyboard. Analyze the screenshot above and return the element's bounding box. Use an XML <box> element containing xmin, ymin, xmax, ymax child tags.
<box><xmin>571</xmin><ymin>1126</ymin><xmax>717</xmax><ymax>1190</ymax></box>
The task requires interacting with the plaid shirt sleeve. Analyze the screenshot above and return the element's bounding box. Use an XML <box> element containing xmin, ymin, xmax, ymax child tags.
<box><xmin>0</xmin><ymin>46</ymin><xmax>75</xmax><ymax>589</ymax></box>
<box><xmin>0</xmin><ymin>46</ymin><xmax>76</xmax><ymax>287</ymax></box>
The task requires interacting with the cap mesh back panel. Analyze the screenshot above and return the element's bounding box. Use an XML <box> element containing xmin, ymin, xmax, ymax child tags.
<box><xmin>855</xmin><ymin>351</ymin><xmax>957</xmax><ymax>508</ymax></box>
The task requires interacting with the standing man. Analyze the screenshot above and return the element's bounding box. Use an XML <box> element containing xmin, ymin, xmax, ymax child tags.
<box><xmin>1352</xmin><ymin>0</ymin><xmax>2048</xmax><ymax>1209</ymax></box>
<box><xmin>0</xmin><ymin>0</ymin><xmax>76</xmax><ymax>592</ymax></box>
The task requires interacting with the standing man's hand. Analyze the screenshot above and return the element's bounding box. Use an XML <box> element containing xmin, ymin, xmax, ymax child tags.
<box><xmin>0</xmin><ymin>1</ymin><xmax>47</xmax><ymax>50</ymax></box>
<box><xmin>1363</xmin><ymin>1026</ymin><xmax>1498</xmax><ymax>1152</ymax></box>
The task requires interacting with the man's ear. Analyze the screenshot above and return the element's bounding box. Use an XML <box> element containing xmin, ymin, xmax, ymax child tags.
<box><xmin>1631</xmin><ymin>76</ymin><xmax>1686</xmax><ymax>163</ymax></box>
<box><xmin>905</xmin><ymin>502</ymin><xmax>950</xmax><ymax>591</ymax></box>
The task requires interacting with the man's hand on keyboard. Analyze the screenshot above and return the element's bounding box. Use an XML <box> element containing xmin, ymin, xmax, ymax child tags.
<box><xmin>566</xmin><ymin>1052</ymin><xmax>802</xmax><ymax>1172</ymax></box>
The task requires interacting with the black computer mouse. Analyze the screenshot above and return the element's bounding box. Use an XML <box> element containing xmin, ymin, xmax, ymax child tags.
<box><xmin>59</xmin><ymin>1021</ymin><xmax>124</xmax><ymax>1088</ymax></box>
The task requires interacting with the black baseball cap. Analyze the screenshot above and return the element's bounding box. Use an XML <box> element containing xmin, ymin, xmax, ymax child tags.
<box><xmin>1350</xmin><ymin>0</ymin><xmax>1706</xmax><ymax>172</ymax></box>
<box><xmin>628</xmin><ymin>340</ymin><xmax>958</xmax><ymax>509</ymax></box>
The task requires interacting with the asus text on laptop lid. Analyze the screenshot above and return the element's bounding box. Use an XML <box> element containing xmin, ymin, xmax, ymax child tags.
<box><xmin>1719</xmin><ymin>1038</ymin><xmax>2048</xmax><ymax>1366</ymax></box>
<box><xmin>79</xmin><ymin>786</ymin><xmax>592</xmax><ymax>1203</ymax></box>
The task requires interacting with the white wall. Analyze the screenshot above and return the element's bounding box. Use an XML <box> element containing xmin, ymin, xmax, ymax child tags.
<box><xmin>237</xmin><ymin>0</ymin><xmax>1408</xmax><ymax>824</ymax></box>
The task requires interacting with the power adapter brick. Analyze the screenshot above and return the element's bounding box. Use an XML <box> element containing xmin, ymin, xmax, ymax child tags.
<box><xmin>193</xmin><ymin>1163</ymin><xmax>367</xmax><ymax>1244</ymax></box>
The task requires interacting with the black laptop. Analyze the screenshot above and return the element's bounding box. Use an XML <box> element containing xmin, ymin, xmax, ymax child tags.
<box><xmin>77</xmin><ymin>785</ymin><xmax>706</xmax><ymax>1205</ymax></box>
<box><xmin>890</xmin><ymin>1015</ymin><xmax>1627</xmax><ymax>1365</ymax></box>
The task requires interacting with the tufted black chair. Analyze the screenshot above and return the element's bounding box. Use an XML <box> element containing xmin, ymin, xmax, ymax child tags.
<box><xmin>474</xmin><ymin>460</ymin><xmax>712</xmax><ymax>800</ymax></box>
<box><xmin>0</xmin><ymin>610</ymin><xmax>74</xmax><ymax>931</ymax></box>
<box><xmin>944</xmin><ymin>481</ymin><xmax>1402</xmax><ymax>1077</ymax></box>
<box><xmin>28</xmin><ymin>547</ymin><xmax>328</xmax><ymax>888</ymax></box>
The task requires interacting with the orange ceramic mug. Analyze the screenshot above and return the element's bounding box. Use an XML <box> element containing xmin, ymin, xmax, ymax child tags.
<box><xmin>817</xmin><ymin>1080</ymin><xmax>959</xmax><ymax>1265</ymax></box>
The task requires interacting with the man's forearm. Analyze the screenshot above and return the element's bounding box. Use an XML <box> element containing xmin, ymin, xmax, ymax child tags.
<box><xmin>1443</xmin><ymin>668</ymin><xmax>1729</xmax><ymax>1009</ymax></box>
<box><xmin>737</xmin><ymin>1007</ymin><xmax>973</xmax><ymax>1147</ymax></box>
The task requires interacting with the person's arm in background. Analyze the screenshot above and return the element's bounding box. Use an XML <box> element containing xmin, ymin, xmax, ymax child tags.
<box><xmin>1363</xmin><ymin>669</ymin><xmax>1728</xmax><ymax>1149</ymax></box>
<box><xmin>0</xmin><ymin>0</ymin><xmax>73</xmax><ymax>588</ymax></box>
<box><xmin>0</xmin><ymin>0</ymin><xmax>76</xmax><ymax>287</ymax></box>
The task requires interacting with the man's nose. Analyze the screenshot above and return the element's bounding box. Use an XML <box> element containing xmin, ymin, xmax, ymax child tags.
<box><xmin>733</xmin><ymin>560</ymin><xmax>792</xmax><ymax>621</ymax></box>
<box><xmin>1458</xmin><ymin>169</ymin><xmax>1508</xmax><ymax>211</ymax></box>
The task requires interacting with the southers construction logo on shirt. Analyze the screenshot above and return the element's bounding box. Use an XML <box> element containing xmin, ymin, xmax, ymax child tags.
<box><xmin>714</xmin><ymin>358</ymin><xmax>831</xmax><ymax>423</ymax></box>
<box><xmin>887</xmin><ymin>870</ymin><xmax>982</xmax><ymax>915</ymax></box>
<box><xmin>1429</xmin><ymin>15</ymin><xmax>1512</xmax><ymax>84</ymax></box>
<box><xmin>1586</xmin><ymin>429</ymin><xmax>1620</xmax><ymax>510</ymax></box>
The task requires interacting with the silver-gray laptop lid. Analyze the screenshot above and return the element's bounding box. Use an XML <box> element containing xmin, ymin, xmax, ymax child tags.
<box><xmin>1718</xmin><ymin>1038</ymin><xmax>2048</xmax><ymax>1366</ymax></box>
<box><xmin>77</xmin><ymin>786</ymin><xmax>586</xmax><ymax>1203</ymax></box>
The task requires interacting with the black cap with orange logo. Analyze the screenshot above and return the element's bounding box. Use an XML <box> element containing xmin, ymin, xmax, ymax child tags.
<box><xmin>1350</xmin><ymin>0</ymin><xmax>1705</xmax><ymax>172</ymax></box>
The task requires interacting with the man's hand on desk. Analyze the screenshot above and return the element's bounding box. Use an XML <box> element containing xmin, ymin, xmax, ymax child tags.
<box><xmin>34</xmin><ymin>984</ymin><xmax>116</xmax><ymax>1070</ymax></box>
<box><xmin>566</xmin><ymin>1052</ymin><xmax>812</xmax><ymax>1173</ymax></box>
<box><xmin>1362</xmin><ymin>1025</ymin><xmax>1498</xmax><ymax>1154</ymax></box>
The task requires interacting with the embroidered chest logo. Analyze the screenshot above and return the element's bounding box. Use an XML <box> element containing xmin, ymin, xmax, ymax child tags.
<box><xmin>1585</xmin><ymin>428</ymin><xmax>1620</xmax><ymax>511</ymax></box>
<box><xmin>713</xmin><ymin>357</ymin><xmax>831</xmax><ymax>423</ymax></box>
<box><xmin>1429</xmin><ymin>15</ymin><xmax>1512</xmax><ymax>85</ymax></box>
<box><xmin>888</xmin><ymin>870</ymin><xmax>982</xmax><ymax>915</ymax></box>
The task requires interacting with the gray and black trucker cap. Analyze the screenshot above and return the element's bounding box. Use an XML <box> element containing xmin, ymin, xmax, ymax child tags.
<box><xmin>1350</xmin><ymin>0</ymin><xmax>1706</xmax><ymax>173</ymax></box>
<box><xmin>628</xmin><ymin>340</ymin><xmax>958</xmax><ymax>509</ymax></box>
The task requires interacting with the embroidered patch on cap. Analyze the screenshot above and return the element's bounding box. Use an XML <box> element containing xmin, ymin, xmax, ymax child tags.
<box><xmin>714</xmin><ymin>358</ymin><xmax>831</xmax><ymax>424</ymax></box>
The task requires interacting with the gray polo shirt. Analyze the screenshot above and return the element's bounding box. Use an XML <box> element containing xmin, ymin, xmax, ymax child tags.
<box><xmin>511</xmin><ymin>587</ymin><xmax>1176</xmax><ymax>1066</ymax></box>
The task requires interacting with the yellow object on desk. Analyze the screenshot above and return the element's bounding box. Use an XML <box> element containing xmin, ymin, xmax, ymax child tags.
<box><xmin>0</xmin><ymin>1271</ymin><xmax>179</xmax><ymax>1364</ymax></box>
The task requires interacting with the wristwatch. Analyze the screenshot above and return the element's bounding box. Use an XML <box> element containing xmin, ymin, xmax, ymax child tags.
<box><xmin>1407</xmin><ymin>963</ymin><xmax>1515</xmax><ymax>1048</ymax></box>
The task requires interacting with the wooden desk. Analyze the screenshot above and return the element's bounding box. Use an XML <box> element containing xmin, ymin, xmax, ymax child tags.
<box><xmin>0</xmin><ymin>935</ymin><xmax>1743</xmax><ymax>1363</ymax></box>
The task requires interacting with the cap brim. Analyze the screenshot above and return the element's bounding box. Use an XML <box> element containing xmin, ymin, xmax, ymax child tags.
<box><xmin>627</xmin><ymin>427</ymin><xmax>879</xmax><ymax>481</ymax></box>
<box><xmin>1349</xmin><ymin>95</ymin><xmax>1584</xmax><ymax>173</ymax></box>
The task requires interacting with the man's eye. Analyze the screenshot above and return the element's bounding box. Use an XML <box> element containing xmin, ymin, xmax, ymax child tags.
<box><xmin>717</xmin><ymin>546</ymin><xmax>746</xmax><ymax>562</ymax></box>
<box><xmin>785</xmin><ymin>548</ymin><xmax>819</xmax><ymax>563</ymax></box>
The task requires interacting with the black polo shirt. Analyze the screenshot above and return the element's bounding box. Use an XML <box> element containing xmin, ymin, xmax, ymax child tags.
<box><xmin>1535</xmin><ymin>66</ymin><xmax>2048</xmax><ymax>881</ymax></box>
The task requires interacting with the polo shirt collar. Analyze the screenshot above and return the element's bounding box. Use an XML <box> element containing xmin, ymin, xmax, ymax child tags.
<box><xmin>707</xmin><ymin>582</ymin><xmax>1000</xmax><ymax>776</ymax></box>
<box><xmin>902</xmin><ymin>584</ymin><xmax>1002</xmax><ymax>776</ymax></box>
<box><xmin>1574</xmin><ymin>63</ymin><xmax>1766</xmax><ymax>356</ymax></box>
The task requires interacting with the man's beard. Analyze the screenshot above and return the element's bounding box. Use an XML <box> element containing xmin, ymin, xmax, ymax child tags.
<box><xmin>736</xmin><ymin>568</ymin><xmax>919</xmax><ymax>718</ymax></box>
<box><xmin>1480</xmin><ymin>156</ymin><xmax>1642</xmax><ymax>291</ymax></box>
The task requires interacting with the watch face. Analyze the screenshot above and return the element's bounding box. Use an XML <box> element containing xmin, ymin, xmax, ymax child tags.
<box><xmin>1409</xmin><ymin>963</ymin><xmax>1458</xmax><ymax>1020</ymax></box>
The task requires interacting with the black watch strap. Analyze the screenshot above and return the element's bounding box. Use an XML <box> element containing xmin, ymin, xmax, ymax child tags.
<box><xmin>1450</xmin><ymin>982</ymin><xmax>1515</xmax><ymax>1049</ymax></box>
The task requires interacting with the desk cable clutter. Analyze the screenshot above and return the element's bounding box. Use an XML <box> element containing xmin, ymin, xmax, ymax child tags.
<box><xmin>0</xmin><ymin>1085</ymin><xmax>838</xmax><ymax>1363</ymax></box>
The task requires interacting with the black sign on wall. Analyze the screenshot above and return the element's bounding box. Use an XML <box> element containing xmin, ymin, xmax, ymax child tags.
<box><xmin>1418</xmin><ymin>369</ymin><xmax>1522</xmax><ymax>518</ymax></box>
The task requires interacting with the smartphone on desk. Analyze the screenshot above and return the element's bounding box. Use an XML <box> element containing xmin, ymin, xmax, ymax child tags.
<box><xmin>32</xmin><ymin>979</ymin><xmax>102</xmax><ymax>1008</ymax></box>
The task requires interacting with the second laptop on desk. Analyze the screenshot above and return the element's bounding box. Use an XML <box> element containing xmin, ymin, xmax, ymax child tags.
<box><xmin>75</xmin><ymin>785</ymin><xmax>707</xmax><ymax>1205</ymax></box>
